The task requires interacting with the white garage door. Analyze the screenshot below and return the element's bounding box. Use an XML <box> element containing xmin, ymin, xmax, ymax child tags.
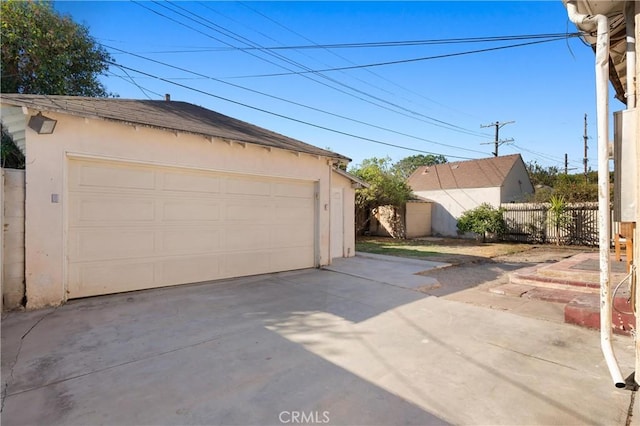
<box><xmin>67</xmin><ymin>158</ymin><xmax>317</xmax><ymax>298</ymax></box>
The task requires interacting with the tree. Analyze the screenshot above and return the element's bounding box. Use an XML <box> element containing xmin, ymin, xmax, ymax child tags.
<box><xmin>393</xmin><ymin>154</ymin><xmax>447</xmax><ymax>180</ymax></box>
<box><xmin>1</xmin><ymin>0</ymin><xmax>112</xmax><ymax>96</ymax></box>
<box><xmin>526</xmin><ymin>160</ymin><xmax>560</xmax><ymax>188</ymax></box>
<box><xmin>350</xmin><ymin>157</ymin><xmax>413</xmax><ymax>236</ymax></box>
<box><xmin>456</xmin><ymin>203</ymin><xmax>506</xmax><ymax>242</ymax></box>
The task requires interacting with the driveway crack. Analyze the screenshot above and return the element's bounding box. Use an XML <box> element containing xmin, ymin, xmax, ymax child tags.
<box><xmin>1</xmin><ymin>307</ymin><xmax>57</xmax><ymax>413</ymax></box>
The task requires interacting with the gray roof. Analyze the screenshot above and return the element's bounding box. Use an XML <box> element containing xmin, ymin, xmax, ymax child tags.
<box><xmin>0</xmin><ymin>94</ymin><xmax>350</xmax><ymax>161</ymax></box>
<box><xmin>408</xmin><ymin>154</ymin><xmax>527</xmax><ymax>191</ymax></box>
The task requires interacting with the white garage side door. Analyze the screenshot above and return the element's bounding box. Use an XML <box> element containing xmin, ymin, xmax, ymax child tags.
<box><xmin>66</xmin><ymin>158</ymin><xmax>317</xmax><ymax>299</ymax></box>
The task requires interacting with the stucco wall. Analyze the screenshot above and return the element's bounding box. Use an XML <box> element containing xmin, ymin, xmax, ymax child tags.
<box><xmin>501</xmin><ymin>162</ymin><xmax>534</xmax><ymax>202</ymax></box>
<box><xmin>2</xmin><ymin>168</ymin><xmax>25</xmax><ymax>310</ymax></box>
<box><xmin>414</xmin><ymin>188</ymin><xmax>501</xmax><ymax>236</ymax></box>
<box><xmin>405</xmin><ymin>202</ymin><xmax>432</xmax><ymax>238</ymax></box>
<box><xmin>23</xmin><ymin>111</ymin><xmax>340</xmax><ymax>308</ymax></box>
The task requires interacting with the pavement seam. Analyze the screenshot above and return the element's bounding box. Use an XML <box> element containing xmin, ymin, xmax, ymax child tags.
<box><xmin>1</xmin><ymin>307</ymin><xmax>57</xmax><ymax>413</ymax></box>
<box><xmin>626</xmin><ymin>389</ymin><xmax>636</xmax><ymax>426</ymax></box>
<box><xmin>320</xmin><ymin>267</ymin><xmax>425</xmax><ymax>294</ymax></box>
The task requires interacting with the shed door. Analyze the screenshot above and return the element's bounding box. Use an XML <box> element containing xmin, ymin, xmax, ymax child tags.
<box><xmin>330</xmin><ymin>188</ymin><xmax>343</xmax><ymax>258</ymax></box>
<box><xmin>66</xmin><ymin>158</ymin><xmax>316</xmax><ymax>299</ymax></box>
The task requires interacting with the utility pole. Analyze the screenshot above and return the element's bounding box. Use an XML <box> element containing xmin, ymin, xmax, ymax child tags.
<box><xmin>480</xmin><ymin>120</ymin><xmax>515</xmax><ymax>156</ymax></box>
<box><xmin>583</xmin><ymin>113</ymin><xmax>589</xmax><ymax>183</ymax></box>
<box><xmin>564</xmin><ymin>153</ymin><xmax>577</xmax><ymax>174</ymax></box>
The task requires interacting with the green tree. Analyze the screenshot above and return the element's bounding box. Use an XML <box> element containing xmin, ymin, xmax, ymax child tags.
<box><xmin>393</xmin><ymin>154</ymin><xmax>447</xmax><ymax>180</ymax></box>
<box><xmin>1</xmin><ymin>125</ymin><xmax>24</xmax><ymax>169</ymax></box>
<box><xmin>1</xmin><ymin>0</ymin><xmax>112</xmax><ymax>96</ymax></box>
<box><xmin>526</xmin><ymin>160</ymin><xmax>560</xmax><ymax>188</ymax></box>
<box><xmin>350</xmin><ymin>157</ymin><xmax>413</xmax><ymax>235</ymax></box>
<box><xmin>456</xmin><ymin>203</ymin><xmax>506</xmax><ymax>242</ymax></box>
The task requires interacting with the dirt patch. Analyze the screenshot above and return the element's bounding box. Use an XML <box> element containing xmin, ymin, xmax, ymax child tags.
<box><xmin>357</xmin><ymin>237</ymin><xmax>589</xmax><ymax>266</ymax></box>
<box><xmin>357</xmin><ymin>237</ymin><xmax>594</xmax><ymax>298</ymax></box>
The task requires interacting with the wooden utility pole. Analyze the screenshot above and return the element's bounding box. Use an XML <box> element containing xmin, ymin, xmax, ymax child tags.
<box><xmin>565</xmin><ymin>153</ymin><xmax>569</xmax><ymax>174</ymax></box>
<box><xmin>480</xmin><ymin>120</ymin><xmax>515</xmax><ymax>156</ymax></box>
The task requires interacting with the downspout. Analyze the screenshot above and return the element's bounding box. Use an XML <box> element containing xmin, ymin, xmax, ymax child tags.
<box><xmin>567</xmin><ymin>1</ymin><xmax>626</xmax><ymax>388</ymax></box>
<box><xmin>626</xmin><ymin>1</ymin><xmax>637</xmax><ymax>109</ymax></box>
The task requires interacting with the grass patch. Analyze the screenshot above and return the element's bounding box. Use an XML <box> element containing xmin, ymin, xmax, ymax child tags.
<box><xmin>355</xmin><ymin>240</ymin><xmax>440</xmax><ymax>259</ymax></box>
<box><xmin>356</xmin><ymin>237</ymin><xmax>533</xmax><ymax>261</ymax></box>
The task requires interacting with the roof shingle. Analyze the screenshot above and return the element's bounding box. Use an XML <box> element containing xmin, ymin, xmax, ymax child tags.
<box><xmin>407</xmin><ymin>154</ymin><xmax>525</xmax><ymax>191</ymax></box>
<box><xmin>0</xmin><ymin>94</ymin><xmax>349</xmax><ymax>161</ymax></box>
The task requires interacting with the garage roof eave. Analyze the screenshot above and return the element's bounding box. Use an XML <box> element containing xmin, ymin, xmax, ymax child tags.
<box><xmin>0</xmin><ymin>94</ymin><xmax>351</xmax><ymax>162</ymax></box>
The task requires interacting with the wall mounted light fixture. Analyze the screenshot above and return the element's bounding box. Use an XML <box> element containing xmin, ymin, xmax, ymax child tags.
<box><xmin>28</xmin><ymin>113</ymin><xmax>57</xmax><ymax>134</ymax></box>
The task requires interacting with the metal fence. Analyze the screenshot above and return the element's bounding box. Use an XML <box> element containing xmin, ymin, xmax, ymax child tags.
<box><xmin>500</xmin><ymin>202</ymin><xmax>601</xmax><ymax>246</ymax></box>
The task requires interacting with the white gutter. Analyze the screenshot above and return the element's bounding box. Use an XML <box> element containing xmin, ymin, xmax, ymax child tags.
<box><xmin>567</xmin><ymin>1</ymin><xmax>626</xmax><ymax>389</ymax></box>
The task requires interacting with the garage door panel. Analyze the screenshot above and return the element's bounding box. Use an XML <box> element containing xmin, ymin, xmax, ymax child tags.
<box><xmin>271</xmin><ymin>226</ymin><xmax>314</xmax><ymax>247</ymax></box>
<box><xmin>223</xmin><ymin>251</ymin><xmax>270</xmax><ymax>276</ymax></box>
<box><xmin>275</xmin><ymin>203</ymin><xmax>314</xmax><ymax>222</ymax></box>
<box><xmin>226</xmin><ymin>227</ymin><xmax>270</xmax><ymax>250</ymax></box>
<box><xmin>270</xmin><ymin>248</ymin><xmax>315</xmax><ymax>271</ymax></box>
<box><xmin>161</xmin><ymin>229</ymin><xmax>220</xmax><ymax>254</ymax></box>
<box><xmin>225</xmin><ymin>202</ymin><xmax>272</xmax><ymax>222</ymax></box>
<box><xmin>161</xmin><ymin>255</ymin><xmax>221</xmax><ymax>285</ymax></box>
<box><xmin>70</xmin><ymin>230</ymin><xmax>156</xmax><ymax>261</ymax></box>
<box><xmin>72</xmin><ymin>197</ymin><xmax>156</xmax><ymax>223</ymax></box>
<box><xmin>273</xmin><ymin>182</ymin><xmax>315</xmax><ymax>198</ymax></box>
<box><xmin>67</xmin><ymin>158</ymin><xmax>316</xmax><ymax>299</ymax></box>
<box><xmin>70</xmin><ymin>261</ymin><xmax>156</xmax><ymax>297</ymax></box>
<box><xmin>162</xmin><ymin>172</ymin><xmax>220</xmax><ymax>194</ymax></box>
<box><xmin>162</xmin><ymin>200</ymin><xmax>220</xmax><ymax>222</ymax></box>
<box><xmin>73</xmin><ymin>162</ymin><xmax>156</xmax><ymax>191</ymax></box>
<box><xmin>226</xmin><ymin>177</ymin><xmax>271</xmax><ymax>196</ymax></box>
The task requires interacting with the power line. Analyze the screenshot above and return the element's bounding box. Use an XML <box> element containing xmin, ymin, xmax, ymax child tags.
<box><xmin>236</xmin><ymin>1</ymin><xmax>490</xmax><ymax>131</ymax></box>
<box><xmin>106</xmin><ymin>60</ymin><xmax>476</xmax><ymax>160</ymax></box>
<box><xmin>104</xmin><ymin>45</ymin><xmax>488</xmax><ymax>155</ymax></box>
<box><xmin>117</xmin><ymin>32</ymin><xmax>583</xmax><ymax>53</ymax></box>
<box><xmin>132</xmin><ymin>0</ymin><xmax>489</xmax><ymax>139</ymax></box>
<box><xmin>237</xmin><ymin>37</ymin><xmax>579</xmax><ymax>77</ymax></box>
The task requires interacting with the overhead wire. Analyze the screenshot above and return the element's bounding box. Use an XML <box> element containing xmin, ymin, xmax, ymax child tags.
<box><xmin>239</xmin><ymin>36</ymin><xmax>582</xmax><ymax>77</ymax></box>
<box><xmin>133</xmin><ymin>0</ymin><xmax>490</xmax><ymax>139</ymax></box>
<box><xmin>236</xmin><ymin>1</ymin><xmax>490</xmax><ymax>129</ymax></box>
<box><xmin>106</xmin><ymin>60</ymin><xmax>475</xmax><ymax>160</ymax></box>
<box><xmin>104</xmin><ymin>44</ymin><xmax>488</xmax><ymax>155</ymax></box>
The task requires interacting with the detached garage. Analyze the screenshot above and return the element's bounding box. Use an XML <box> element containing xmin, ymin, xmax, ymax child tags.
<box><xmin>1</xmin><ymin>94</ymin><xmax>360</xmax><ymax>309</ymax></box>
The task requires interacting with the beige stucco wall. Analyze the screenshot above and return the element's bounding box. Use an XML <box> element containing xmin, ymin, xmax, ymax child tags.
<box><xmin>22</xmin><ymin>110</ymin><xmax>341</xmax><ymax>308</ymax></box>
<box><xmin>405</xmin><ymin>202</ymin><xmax>432</xmax><ymax>238</ymax></box>
<box><xmin>501</xmin><ymin>162</ymin><xmax>534</xmax><ymax>202</ymax></box>
<box><xmin>414</xmin><ymin>187</ymin><xmax>501</xmax><ymax>236</ymax></box>
<box><xmin>2</xmin><ymin>168</ymin><xmax>25</xmax><ymax>310</ymax></box>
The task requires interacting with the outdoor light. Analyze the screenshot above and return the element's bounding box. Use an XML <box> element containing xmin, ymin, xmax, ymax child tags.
<box><xmin>28</xmin><ymin>113</ymin><xmax>57</xmax><ymax>134</ymax></box>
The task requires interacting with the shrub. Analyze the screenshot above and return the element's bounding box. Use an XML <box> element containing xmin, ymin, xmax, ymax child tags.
<box><xmin>457</xmin><ymin>203</ymin><xmax>506</xmax><ymax>242</ymax></box>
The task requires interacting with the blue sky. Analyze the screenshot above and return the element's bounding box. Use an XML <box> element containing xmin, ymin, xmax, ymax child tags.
<box><xmin>54</xmin><ymin>1</ymin><xmax>618</xmax><ymax>171</ymax></box>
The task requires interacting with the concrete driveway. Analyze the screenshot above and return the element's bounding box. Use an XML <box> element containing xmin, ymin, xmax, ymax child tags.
<box><xmin>1</xmin><ymin>254</ymin><xmax>635</xmax><ymax>425</ymax></box>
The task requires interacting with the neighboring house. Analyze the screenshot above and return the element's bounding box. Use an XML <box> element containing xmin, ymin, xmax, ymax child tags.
<box><xmin>0</xmin><ymin>94</ymin><xmax>363</xmax><ymax>309</ymax></box>
<box><xmin>407</xmin><ymin>154</ymin><xmax>534</xmax><ymax>236</ymax></box>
